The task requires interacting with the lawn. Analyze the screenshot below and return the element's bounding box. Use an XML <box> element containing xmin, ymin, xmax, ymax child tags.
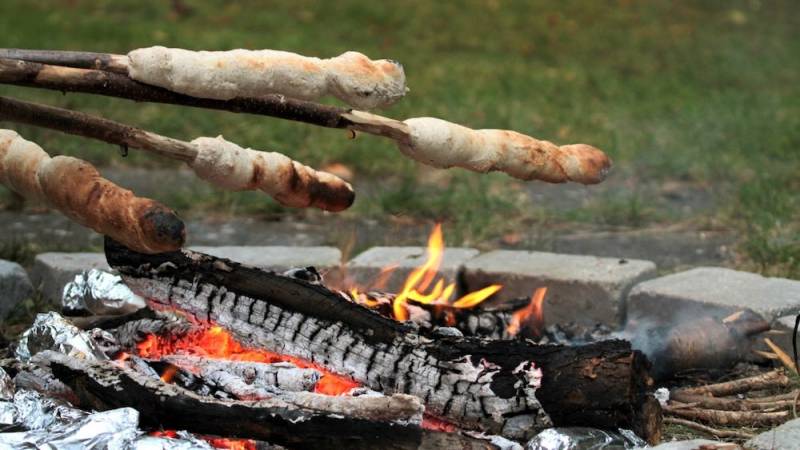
<box><xmin>0</xmin><ymin>0</ymin><xmax>797</xmax><ymax>277</ymax></box>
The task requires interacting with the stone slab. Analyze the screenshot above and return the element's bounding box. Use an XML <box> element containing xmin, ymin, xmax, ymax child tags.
<box><xmin>190</xmin><ymin>246</ymin><xmax>341</xmax><ymax>273</ymax></box>
<box><xmin>29</xmin><ymin>253</ymin><xmax>109</xmax><ymax>304</ymax></box>
<box><xmin>627</xmin><ymin>267</ymin><xmax>800</xmax><ymax>324</ymax></box>
<box><xmin>747</xmin><ymin>417</ymin><xmax>800</xmax><ymax>450</ymax></box>
<box><xmin>462</xmin><ymin>250</ymin><xmax>656</xmax><ymax>326</ymax></box>
<box><xmin>345</xmin><ymin>247</ymin><xmax>480</xmax><ymax>293</ymax></box>
<box><xmin>0</xmin><ymin>259</ymin><xmax>35</xmax><ymax>318</ymax></box>
<box><xmin>642</xmin><ymin>439</ymin><xmax>736</xmax><ymax>450</ymax></box>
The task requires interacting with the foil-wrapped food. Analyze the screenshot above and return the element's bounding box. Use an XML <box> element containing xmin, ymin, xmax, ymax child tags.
<box><xmin>62</xmin><ymin>269</ymin><xmax>146</xmax><ymax>315</ymax></box>
<box><xmin>525</xmin><ymin>427</ymin><xmax>646</xmax><ymax>450</ymax></box>
<box><xmin>15</xmin><ymin>312</ymin><xmax>111</xmax><ymax>362</ymax></box>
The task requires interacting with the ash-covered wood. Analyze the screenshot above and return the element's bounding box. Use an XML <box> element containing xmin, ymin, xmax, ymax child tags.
<box><xmin>111</xmin><ymin>317</ymin><xmax>193</xmax><ymax>350</ymax></box>
<box><xmin>42</xmin><ymin>350</ymin><xmax>426</xmax><ymax>450</ymax></box>
<box><xmin>106</xmin><ymin>238</ymin><xmax>662</xmax><ymax>443</ymax></box>
<box><xmin>162</xmin><ymin>355</ymin><xmax>321</xmax><ymax>393</ymax></box>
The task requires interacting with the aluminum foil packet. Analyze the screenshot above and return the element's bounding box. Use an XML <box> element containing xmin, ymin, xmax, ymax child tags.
<box><xmin>0</xmin><ymin>368</ymin><xmax>13</xmax><ymax>401</ymax></box>
<box><xmin>62</xmin><ymin>268</ymin><xmax>146</xmax><ymax>315</ymax></box>
<box><xmin>525</xmin><ymin>427</ymin><xmax>646</xmax><ymax>450</ymax></box>
<box><xmin>15</xmin><ymin>312</ymin><xmax>110</xmax><ymax>362</ymax></box>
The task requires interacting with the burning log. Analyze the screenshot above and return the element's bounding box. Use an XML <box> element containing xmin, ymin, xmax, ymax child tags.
<box><xmin>0</xmin><ymin>55</ymin><xmax>610</xmax><ymax>184</ymax></box>
<box><xmin>0</xmin><ymin>96</ymin><xmax>354</xmax><ymax>212</ymax></box>
<box><xmin>105</xmin><ymin>238</ymin><xmax>662</xmax><ymax>443</ymax></box>
<box><xmin>41</xmin><ymin>351</ymin><xmax>427</xmax><ymax>450</ymax></box>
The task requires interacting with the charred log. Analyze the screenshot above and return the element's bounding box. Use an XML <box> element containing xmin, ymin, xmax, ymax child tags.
<box><xmin>105</xmin><ymin>238</ymin><xmax>661</xmax><ymax>443</ymax></box>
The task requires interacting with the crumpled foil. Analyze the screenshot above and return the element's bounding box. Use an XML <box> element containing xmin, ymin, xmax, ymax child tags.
<box><xmin>62</xmin><ymin>269</ymin><xmax>146</xmax><ymax>315</ymax></box>
<box><xmin>132</xmin><ymin>430</ymin><xmax>213</xmax><ymax>450</ymax></box>
<box><xmin>525</xmin><ymin>427</ymin><xmax>646</xmax><ymax>450</ymax></box>
<box><xmin>0</xmin><ymin>391</ymin><xmax>213</xmax><ymax>449</ymax></box>
<box><xmin>15</xmin><ymin>312</ymin><xmax>110</xmax><ymax>362</ymax></box>
<box><xmin>0</xmin><ymin>368</ymin><xmax>14</xmax><ymax>401</ymax></box>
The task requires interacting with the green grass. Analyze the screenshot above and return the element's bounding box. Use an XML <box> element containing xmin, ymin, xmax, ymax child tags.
<box><xmin>0</xmin><ymin>0</ymin><xmax>797</xmax><ymax>276</ymax></box>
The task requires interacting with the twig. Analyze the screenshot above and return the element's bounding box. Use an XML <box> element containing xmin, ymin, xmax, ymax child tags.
<box><xmin>0</xmin><ymin>48</ymin><xmax>129</xmax><ymax>73</ymax></box>
<box><xmin>764</xmin><ymin>337</ymin><xmax>799</xmax><ymax>375</ymax></box>
<box><xmin>670</xmin><ymin>392</ymin><xmax>800</xmax><ymax>411</ymax></box>
<box><xmin>0</xmin><ymin>96</ymin><xmax>197</xmax><ymax>162</ymax></box>
<box><xmin>663</xmin><ymin>417</ymin><xmax>754</xmax><ymax>440</ymax></box>
<box><xmin>664</xmin><ymin>403</ymin><xmax>789</xmax><ymax>426</ymax></box>
<box><xmin>673</xmin><ymin>369</ymin><xmax>791</xmax><ymax>397</ymax></box>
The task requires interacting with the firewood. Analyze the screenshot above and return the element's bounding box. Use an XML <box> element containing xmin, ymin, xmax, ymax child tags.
<box><xmin>0</xmin><ymin>96</ymin><xmax>355</xmax><ymax>212</ymax></box>
<box><xmin>104</xmin><ymin>237</ymin><xmax>662</xmax><ymax>443</ymax></box>
<box><xmin>671</xmin><ymin>370</ymin><xmax>791</xmax><ymax>398</ymax></box>
<box><xmin>0</xmin><ymin>130</ymin><xmax>185</xmax><ymax>254</ymax></box>
<box><xmin>42</xmin><ymin>351</ymin><xmax>427</xmax><ymax>450</ymax></box>
<box><xmin>0</xmin><ymin>57</ymin><xmax>611</xmax><ymax>185</ymax></box>
<box><xmin>669</xmin><ymin>392</ymin><xmax>799</xmax><ymax>412</ymax></box>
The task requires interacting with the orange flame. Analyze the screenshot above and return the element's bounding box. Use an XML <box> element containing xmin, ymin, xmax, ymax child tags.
<box><xmin>507</xmin><ymin>287</ymin><xmax>548</xmax><ymax>337</ymax></box>
<box><xmin>346</xmin><ymin>224</ymin><xmax>503</xmax><ymax>321</ymax></box>
<box><xmin>150</xmin><ymin>431</ymin><xmax>256</xmax><ymax>450</ymax></box>
<box><xmin>135</xmin><ymin>325</ymin><xmax>359</xmax><ymax>395</ymax></box>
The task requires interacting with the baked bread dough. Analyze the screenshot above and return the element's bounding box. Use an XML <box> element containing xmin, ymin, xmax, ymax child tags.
<box><xmin>190</xmin><ymin>136</ymin><xmax>354</xmax><ymax>211</ymax></box>
<box><xmin>0</xmin><ymin>130</ymin><xmax>185</xmax><ymax>253</ymax></box>
<box><xmin>396</xmin><ymin>118</ymin><xmax>610</xmax><ymax>184</ymax></box>
<box><xmin>127</xmin><ymin>46</ymin><xmax>407</xmax><ymax>110</ymax></box>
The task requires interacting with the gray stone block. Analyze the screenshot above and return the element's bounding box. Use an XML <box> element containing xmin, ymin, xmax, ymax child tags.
<box><xmin>346</xmin><ymin>247</ymin><xmax>480</xmax><ymax>293</ymax></box>
<box><xmin>0</xmin><ymin>259</ymin><xmax>35</xmax><ymax>318</ymax></box>
<box><xmin>627</xmin><ymin>267</ymin><xmax>800</xmax><ymax>324</ymax></box>
<box><xmin>462</xmin><ymin>250</ymin><xmax>656</xmax><ymax>326</ymax></box>
<box><xmin>29</xmin><ymin>253</ymin><xmax>109</xmax><ymax>304</ymax></box>
<box><xmin>747</xmin><ymin>417</ymin><xmax>800</xmax><ymax>450</ymax></box>
<box><xmin>645</xmin><ymin>439</ymin><xmax>733</xmax><ymax>450</ymax></box>
<box><xmin>190</xmin><ymin>246</ymin><xmax>342</xmax><ymax>273</ymax></box>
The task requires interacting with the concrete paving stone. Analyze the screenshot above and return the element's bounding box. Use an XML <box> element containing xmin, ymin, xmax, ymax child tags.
<box><xmin>345</xmin><ymin>247</ymin><xmax>480</xmax><ymax>293</ymax></box>
<box><xmin>462</xmin><ymin>250</ymin><xmax>656</xmax><ymax>326</ymax></box>
<box><xmin>190</xmin><ymin>246</ymin><xmax>342</xmax><ymax>274</ymax></box>
<box><xmin>0</xmin><ymin>259</ymin><xmax>35</xmax><ymax>318</ymax></box>
<box><xmin>627</xmin><ymin>267</ymin><xmax>800</xmax><ymax>324</ymax></box>
<box><xmin>746</xmin><ymin>417</ymin><xmax>800</xmax><ymax>450</ymax></box>
<box><xmin>29</xmin><ymin>253</ymin><xmax>109</xmax><ymax>304</ymax></box>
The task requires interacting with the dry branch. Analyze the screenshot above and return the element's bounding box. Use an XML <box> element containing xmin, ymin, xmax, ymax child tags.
<box><xmin>663</xmin><ymin>417</ymin><xmax>754</xmax><ymax>440</ymax></box>
<box><xmin>664</xmin><ymin>402</ymin><xmax>789</xmax><ymax>427</ymax></box>
<box><xmin>0</xmin><ymin>130</ymin><xmax>184</xmax><ymax>253</ymax></box>
<box><xmin>0</xmin><ymin>96</ymin><xmax>354</xmax><ymax>211</ymax></box>
<box><xmin>672</xmin><ymin>370</ymin><xmax>791</xmax><ymax>398</ymax></box>
<box><xmin>669</xmin><ymin>392</ymin><xmax>800</xmax><ymax>412</ymax></box>
<box><xmin>0</xmin><ymin>56</ymin><xmax>611</xmax><ymax>184</ymax></box>
<box><xmin>0</xmin><ymin>48</ymin><xmax>129</xmax><ymax>73</ymax></box>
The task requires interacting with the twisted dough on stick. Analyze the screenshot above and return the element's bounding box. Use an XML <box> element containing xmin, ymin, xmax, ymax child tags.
<box><xmin>0</xmin><ymin>130</ymin><xmax>185</xmax><ymax>254</ymax></box>
<box><xmin>189</xmin><ymin>136</ymin><xmax>354</xmax><ymax>212</ymax></box>
<box><xmin>127</xmin><ymin>46</ymin><xmax>407</xmax><ymax>110</ymax></box>
<box><xmin>396</xmin><ymin>118</ymin><xmax>611</xmax><ymax>184</ymax></box>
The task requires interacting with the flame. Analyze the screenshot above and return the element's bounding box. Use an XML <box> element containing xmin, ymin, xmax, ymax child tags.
<box><xmin>507</xmin><ymin>287</ymin><xmax>548</xmax><ymax>337</ymax></box>
<box><xmin>160</xmin><ymin>364</ymin><xmax>178</xmax><ymax>383</ymax></box>
<box><xmin>135</xmin><ymin>325</ymin><xmax>359</xmax><ymax>395</ymax></box>
<box><xmin>150</xmin><ymin>431</ymin><xmax>256</xmax><ymax>449</ymax></box>
<box><xmin>351</xmin><ymin>224</ymin><xmax>502</xmax><ymax>321</ymax></box>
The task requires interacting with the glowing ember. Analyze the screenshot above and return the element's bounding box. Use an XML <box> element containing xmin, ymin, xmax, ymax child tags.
<box><xmin>150</xmin><ymin>431</ymin><xmax>256</xmax><ymax>449</ymax></box>
<box><xmin>135</xmin><ymin>325</ymin><xmax>359</xmax><ymax>395</ymax></box>
<box><xmin>507</xmin><ymin>287</ymin><xmax>548</xmax><ymax>337</ymax></box>
<box><xmin>351</xmin><ymin>224</ymin><xmax>502</xmax><ymax>321</ymax></box>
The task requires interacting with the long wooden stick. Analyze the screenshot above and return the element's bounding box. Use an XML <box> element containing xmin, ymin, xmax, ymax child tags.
<box><xmin>0</xmin><ymin>55</ymin><xmax>611</xmax><ymax>184</ymax></box>
<box><xmin>0</xmin><ymin>96</ymin><xmax>197</xmax><ymax>162</ymax></box>
<box><xmin>0</xmin><ymin>48</ymin><xmax>129</xmax><ymax>73</ymax></box>
<box><xmin>672</xmin><ymin>370</ymin><xmax>791</xmax><ymax>398</ymax></box>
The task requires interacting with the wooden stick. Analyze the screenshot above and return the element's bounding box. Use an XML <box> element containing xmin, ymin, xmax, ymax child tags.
<box><xmin>0</xmin><ymin>96</ymin><xmax>355</xmax><ymax>211</ymax></box>
<box><xmin>0</xmin><ymin>48</ymin><xmax>129</xmax><ymax>73</ymax></box>
<box><xmin>0</xmin><ymin>95</ymin><xmax>197</xmax><ymax>162</ymax></box>
<box><xmin>664</xmin><ymin>403</ymin><xmax>789</xmax><ymax>426</ymax></box>
<box><xmin>669</xmin><ymin>392</ymin><xmax>800</xmax><ymax>411</ymax></box>
<box><xmin>764</xmin><ymin>337</ymin><xmax>799</xmax><ymax>375</ymax></box>
<box><xmin>663</xmin><ymin>417</ymin><xmax>754</xmax><ymax>440</ymax></box>
<box><xmin>672</xmin><ymin>370</ymin><xmax>791</xmax><ymax>397</ymax></box>
<box><xmin>0</xmin><ymin>56</ymin><xmax>611</xmax><ymax>184</ymax></box>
